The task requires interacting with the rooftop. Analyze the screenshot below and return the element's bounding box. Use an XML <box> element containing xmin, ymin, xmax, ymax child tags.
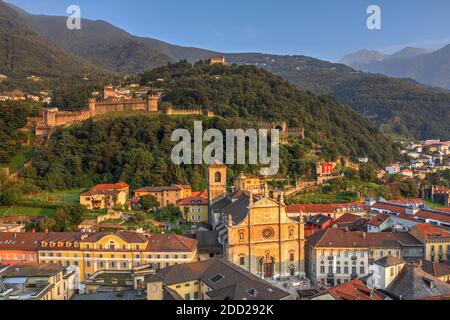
<box><xmin>149</xmin><ymin>258</ymin><xmax>290</xmax><ymax>300</ymax></box>
<box><xmin>317</xmin><ymin>279</ymin><xmax>383</xmax><ymax>300</ymax></box>
<box><xmin>374</xmin><ymin>255</ymin><xmax>406</xmax><ymax>268</ymax></box>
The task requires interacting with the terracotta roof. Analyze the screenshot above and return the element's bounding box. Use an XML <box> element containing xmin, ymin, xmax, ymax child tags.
<box><xmin>368</xmin><ymin>214</ymin><xmax>390</xmax><ymax>227</ymax></box>
<box><xmin>416</xmin><ymin>210</ymin><xmax>450</xmax><ymax>224</ymax></box>
<box><xmin>307</xmin><ymin>228</ymin><xmax>422</xmax><ymax>249</ymax></box>
<box><xmin>135</xmin><ymin>185</ymin><xmax>182</xmax><ymax>193</ymax></box>
<box><xmin>80</xmin><ymin>231</ymin><xmax>148</xmax><ymax>244</ymax></box>
<box><xmin>421</xmin><ymin>260</ymin><xmax>450</xmax><ymax>278</ymax></box>
<box><xmin>0</xmin><ymin>263</ymin><xmax>65</xmax><ymax>278</ymax></box>
<box><xmin>0</xmin><ymin>233</ymin><xmax>47</xmax><ymax>251</ymax></box>
<box><xmin>145</xmin><ymin>233</ymin><xmax>197</xmax><ymax>252</ymax></box>
<box><xmin>80</xmin><ymin>190</ymin><xmax>117</xmax><ymax>197</ymax></box>
<box><xmin>92</xmin><ymin>182</ymin><xmax>129</xmax><ymax>191</ymax></box>
<box><xmin>286</xmin><ymin>202</ymin><xmax>364</xmax><ymax>214</ymax></box>
<box><xmin>374</xmin><ymin>255</ymin><xmax>405</xmax><ymax>267</ymax></box>
<box><xmin>321</xmin><ymin>279</ymin><xmax>383</xmax><ymax>300</ymax></box>
<box><xmin>334</xmin><ymin>213</ymin><xmax>364</xmax><ymax>225</ymax></box>
<box><xmin>178</xmin><ymin>195</ymin><xmax>208</xmax><ymax>206</ymax></box>
<box><xmin>153</xmin><ymin>258</ymin><xmax>290</xmax><ymax>300</ymax></box>
<box><xmin>412</xmin><ymin>223</ymin><xmax>450</xmax><ymax>239</ymax></box>
<box><xmin>386</xmin><ymin>264</ymin><xmax>450</xmax><ymax>300</ymax></box>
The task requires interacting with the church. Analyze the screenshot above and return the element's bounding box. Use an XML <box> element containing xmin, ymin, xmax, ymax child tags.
<box><xmin>207</xmin><ymin>163</ymin><xmax>305</xmax><ymax>280</ymax></box>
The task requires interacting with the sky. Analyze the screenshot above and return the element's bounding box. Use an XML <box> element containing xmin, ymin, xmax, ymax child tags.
<box><xmin>6</xmin><ymin>0</ymin><xmax>450</xmax><ymax>62</ymax></box>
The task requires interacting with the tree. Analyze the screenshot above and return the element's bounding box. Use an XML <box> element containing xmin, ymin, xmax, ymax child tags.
<box><xmin>140</xmin><ymin>195</ymin><xmax>160</xmax><ymax>212</ymax></box>
<box><xmin>154</xmin><ymin>204</ymin><xmax>182</xmax><ymax>223</ymax></box>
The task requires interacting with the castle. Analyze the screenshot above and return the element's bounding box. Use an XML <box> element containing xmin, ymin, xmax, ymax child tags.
<box><xmin>256</xmin><ymin>120</ymin><xmax>305</xmax><ymax>145</ymax></box>
<box><xmin>30</xmin><ymin>93</ymin><xmax>214</xmax><ymax>137</ymax></box>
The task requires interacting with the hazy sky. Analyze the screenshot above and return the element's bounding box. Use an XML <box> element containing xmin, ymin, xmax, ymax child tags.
<box><xmin>6</xmin><ymin>0</ymin><xmax>450</xmax><ymax>62</ymax></box>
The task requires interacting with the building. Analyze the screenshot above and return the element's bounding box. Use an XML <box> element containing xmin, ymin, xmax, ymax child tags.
<box><xmin>144</xmin><ymin>258</ymin><xmax>291</xmax><ymax>300</ymax></box>
<box><xmin>410</xmin><ymin>224</ymin><xmax>450</xmax><ymax>262</ymax></box>
<box><xmin>196</xmin><ymin>230</ymin><xmax>223</xmax><ymax>261</ymax></box>
<box><xmin>232</xmin><ymin>173</ymin><xmax>267</xmax><ymax>195</ymax></box>
<box><xmin>0</xmin><ymin>233</ymin><xmax>47</xmax><ymax>265</ymax></box>
<box><xmin>0</xmin><ymin>224</ymin><xmax>26</xmax><ymax>233</ymax></box>
<box><xmin>333</xmin><ymin>213</ymin><xmax>367</xmax><ymax>231</ymax></box>
<box><xmin>422</xmin><ymin>185</ymin><xmax>450</xmax><ymax>207</ymax></box>
<box><xmin>286</xmin><ymin>202</ymin><xmax>367</xmax><ymax>220</ymax></box>
<box><xmin>316</xmin><ymin>162</ymin><xmax>335</xmax><ymax>176</ymax></box>
<box><xmin>305</xmin><ymin>215</ymin><xmax>334</xmax><ymax>235</ymax></box>
<box><xmin>369</xmin><ymin>200</ymin><xmax>450</xmax><ymax>230</ymax></box>
<box><xmin>367</xmin><ymin>214</ymin><xmax>391</xmax><ymax>233</ymax></box>
<box><xmin>311</xmin><ymin>278</ymin><xmax>384</xmax><ymax>300</ymax></box>
<box><xmin>305</xmin><ymin>228</ymin><xmax>424</xmax><ymax>287</ymax></box>
<box><xmin>384</xmin><ymin>263</ymin><xmax>450</xmax><ymax>300</ymax></box>
<box><xmin>178</xmin><ymin>190</ymin><xmax>209</xmax><ymax>223</ymax></box>
<box><xmin>36</xmin><ymin>231</ymin><xmax>197</xmax><ymax>282</ymax></box>
<box><xmin>367</xmin><ymin>256</ymin><xmax>406</xmax><ymax>290</ymax></box>
<box><xmin>420</xmin><ymin>260</ymin><xmax>450</xmax><ymax>283</ymax></box>
<box><xmin>0</xmin><ymin>263</ymin><xmax>78</xmax><ymax>300</ymax></box>
<box><xmin>134</xmin><ymin>185</ymin><xmax>192</xmax><ymax>208</ymax></box>
<box><xmin>212</xmin><ymin>191</ymin><xmax>305</xmax><ymax>280</ymax></box>
<box><xmin>385</xmin><ymin>163</ymin><xmax>401</xmax><ymax>175</ymax></box>
<box><xmin>80</xmin><ymin>182</ymin><xmax>129</xmax><ymax>210</ymax></box>
<box><xmin>208</xmin><ymin>56</ymin><xmax>226</xmax><ymax>65</ymax></box>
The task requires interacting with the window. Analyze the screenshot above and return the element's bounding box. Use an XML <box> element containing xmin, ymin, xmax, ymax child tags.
<box><xmin>185</xmin><ymin>293</ymin><xmax>191</xmax><ymax>300</ymax></box>
<box><xmin>215</xmin><ymin>172</ymin><xmax>222</xmax><ymax>183</ymax></box>
<box><xmin>328</xmin><ymin>266</ymin><xmax>333</xmax><ymax>274</ymax></box>
<box><xmin>209</xmin><ymin>274</ymin><xmax>224</xmax><ymax>284</ymax></box>
<box><xmin>360</xmin><ymin>267</ymin><xmax>365</xmax><ymax>274</ymax></box>
<box><xmin>336</xmin><ymin>266</ymin><xmax>341</xmax><ymax>274</ymax></box>
<box><xmin>289</xmin><ymin>252</ymin><xmax>295</xmax><ymax>262</ymax></box>
<box><xmin>86</xmin><ymin>261</ymin><xmax>91</xmax><ymax>267</ymax></box>
<box><xmin>320</xmin><ymin>266</ymin><xmax>325</xmax><ymax>274</ymax></box>
<box><xmin>194</xmin><ymin>292</ymin><xmax>199</xmax><ymax>300</ymax></box>
<box><xmin>390</xmin><ymin>267</ymin><xmax>394</xmax><ymax>277</ymax></box>
<box><xmin>344</xmin><ymin>267</ymin><xmax>349</xmax><ymax>274</ymax></box>
<box><xmin>239</xmin><ymin>256</ymin><xmax>245</xmax><ymax>266</ymax></box>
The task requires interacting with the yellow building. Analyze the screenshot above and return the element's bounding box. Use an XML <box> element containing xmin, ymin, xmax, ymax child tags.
<box><xmin>420</xmin><ymin>260</ymin><xmax>450</xmax><ymax>283</ymax></box>
<box><xmin>37</xmin><ymin>231</ymin><xmax>198</xmax><ymax>282</ymax></box>
<box><xmin>80</xmin><ymin>182</ymin><xmax>129</xmax><ymax>210</ymax></box>
<box><xmin>411</xmin><ymin>224</ymin><xmax>450</xmax><ymax>262</ymax></box>
<box><xmin>0</xmin><ymin>263</ymin><xmax>77</xmax><ymax>300</ymax></box>
<box><xmin>134</xmin><ymin>185</ymin><xmax>191</xmax><ymax>208</ymax></box>
<box><xmin>178</xmin><ymin>190</ymin><xmax>209</xmax><ymax>223</ymax></box>
<box><xmin>212</xmin><ymin>191</ymin><xmax>305</xmax><ymax>279</ymax></box>
<box><xmin>145</xmin><ymin>259</ymin><xmax>290</xmax><ymax>300</ymax></box>
<box><xmin>232</xmin><ymin>172</ymin><xmax>267</xmax><ymax>195</ymax></box>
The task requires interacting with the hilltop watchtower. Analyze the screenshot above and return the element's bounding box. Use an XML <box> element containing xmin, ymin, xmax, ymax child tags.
<box><xmin>146</xmin><ymin>93</ymin><xmax>159</xmax><ymax>112</ymax></box>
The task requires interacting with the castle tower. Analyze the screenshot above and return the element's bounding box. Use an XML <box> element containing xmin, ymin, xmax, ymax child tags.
<box><xmin>43</xmin><ymin>108</ymin><xmax>58</xmax><ymax>127</ymax></box>
<box><xmin>208</xmin><ymin>162</ymin><xmax>227</xmax><ymax>203</ymax></box>
<box><xmin>88</xmin><ymin>98</ymin><xmax>96</xmax><ymax>115</ymax></box>
<box><xmin>146</xmin><ymin>94</ymin><xmax>159</xmax><ymax>112</ymax></box>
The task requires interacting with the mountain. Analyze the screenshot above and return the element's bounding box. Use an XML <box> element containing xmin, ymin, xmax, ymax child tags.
<box><xmin>8</xmin><ymin>2</ymin><xmax>219</xmax><ymax>74</ymax></box>
<box><xmin>339</xmin><ymin>49</ymin><xmax>387</xmax><ymax>69</ymax></box>
<box><xmin>139</xmin><ymin>61</ymin><xmax>396</xmax><ymax>166</ymax></box>
<box><xmin>0</xmin><ymin>1</ymin><xmax>114</xmax><ymax>91</ymax></box>
<box><xmin>221</xmin><ymin>53</ymin><xmax>450</xmax><ymax>140</ymax></box>
<box><xmin>341</xmin><ymin>46</ymin><xmax>450</xmax><ymax>90</ymax></box>
<box><xmin>7</xmin><ymin>2</ymin><xmax>450</xmax><ymax>140</ymax></box>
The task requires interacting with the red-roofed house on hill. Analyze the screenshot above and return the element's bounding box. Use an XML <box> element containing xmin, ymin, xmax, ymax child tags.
<box><xmin>80</xmin><ymin>182</ymin><xmax>129</xmax><ymax>210</ymax></box>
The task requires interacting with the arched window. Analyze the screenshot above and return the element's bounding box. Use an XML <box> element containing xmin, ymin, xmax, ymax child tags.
<box><xmin>215</xmin><ymin>172</ymin><xmax>222</xmax><ymax>183</ymax></box>
<box><xmin>109</xmin><ymin>241</ymin><xmax>116</xmax><ymax>250</ymax></box>
<box><xmin>238</xmin><ymin>230</ymin><xmax>245</xmax><ymax>242</ymax></box>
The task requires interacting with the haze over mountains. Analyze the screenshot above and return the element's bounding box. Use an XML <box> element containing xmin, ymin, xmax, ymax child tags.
<box><xmin>340</xmin><ymin>46</ymin><xmax>450</xmax><ymax>90</ymax></box>
<box><xmin>2</xmin><ymin>1</ymin><xmax>450</xmax><ymax>140</ymax></box>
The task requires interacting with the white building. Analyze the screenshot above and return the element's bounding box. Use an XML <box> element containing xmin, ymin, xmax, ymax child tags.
<box><xmin>367</xmin><ymin>256</ymin><xmax>406</xmax><ymax>290</ymax></box>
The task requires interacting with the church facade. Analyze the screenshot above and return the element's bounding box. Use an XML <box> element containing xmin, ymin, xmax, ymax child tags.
<box><xmin>208</xmin><ymin>164</ymin><xmax>305</xmax><ymax>280</ymax></box>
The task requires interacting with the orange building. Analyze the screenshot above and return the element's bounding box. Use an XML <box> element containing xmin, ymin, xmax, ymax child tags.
<box><xmin>0</xmin><ymin>233</ymin><xmax>46</xmax><ymax>265</ymax></box>
<box><xmin>134</xmin><ymin>185</ymin><xmax>191</xmax><ymax>208</ymax></box>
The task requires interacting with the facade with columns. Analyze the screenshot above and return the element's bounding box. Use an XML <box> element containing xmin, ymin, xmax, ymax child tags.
<box><xmin>208</xmin><ymin>163</ymin><xmax>305</xmax><ymax>279</ymax></box>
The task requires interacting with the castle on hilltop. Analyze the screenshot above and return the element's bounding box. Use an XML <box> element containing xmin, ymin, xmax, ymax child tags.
<box><xmin>29</xmin><ymin>92</ymin><xmax>214</xmax><ymax>138</ymax></box>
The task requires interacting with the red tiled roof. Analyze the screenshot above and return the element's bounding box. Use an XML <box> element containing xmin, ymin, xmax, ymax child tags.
<box><xmin>368</xmin><ymin>214</ymin><xmax>390</xmax><ymax>226</ymax></box>
<box><xmin>0</xmin><ymin>233</ymin><xmax>47</xmax><ymax>251</ymax></box>
<box><xmin>92</xmin><ymin>182</ymin><xmax>129</xmax><ymax>191</ymax></box>
<box><xmin>334</xmin><ymin>213</ymin><xmax>363</xmax><ymax>225</ymax></box>
<box><xmin>416</xmin><ymin>210</ymin><xmax>450</xmax><ymax>224</ymax></box>
<box><xmin>286</xmin><ymin>202</ymin><xmax>364</xmax><ymax>214</ymax></box>
<box><xmin>324</xmin><ymin>279</ymin><xmax>383</xmax><ymax>300</ymax></box>
<box><xmin>178</xmin><ymin>196</ymin><xmax>208</xmax><ymax>206</ymax></box>
<box><xmin>145</xmin><ymin>233</ymin><xmax>197</xmax><ymax>252</ymax></box>
<box><xmin>413</xmin><ymin>223</ymin><xmax>450</xmax><ymax>239</ymax></box>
